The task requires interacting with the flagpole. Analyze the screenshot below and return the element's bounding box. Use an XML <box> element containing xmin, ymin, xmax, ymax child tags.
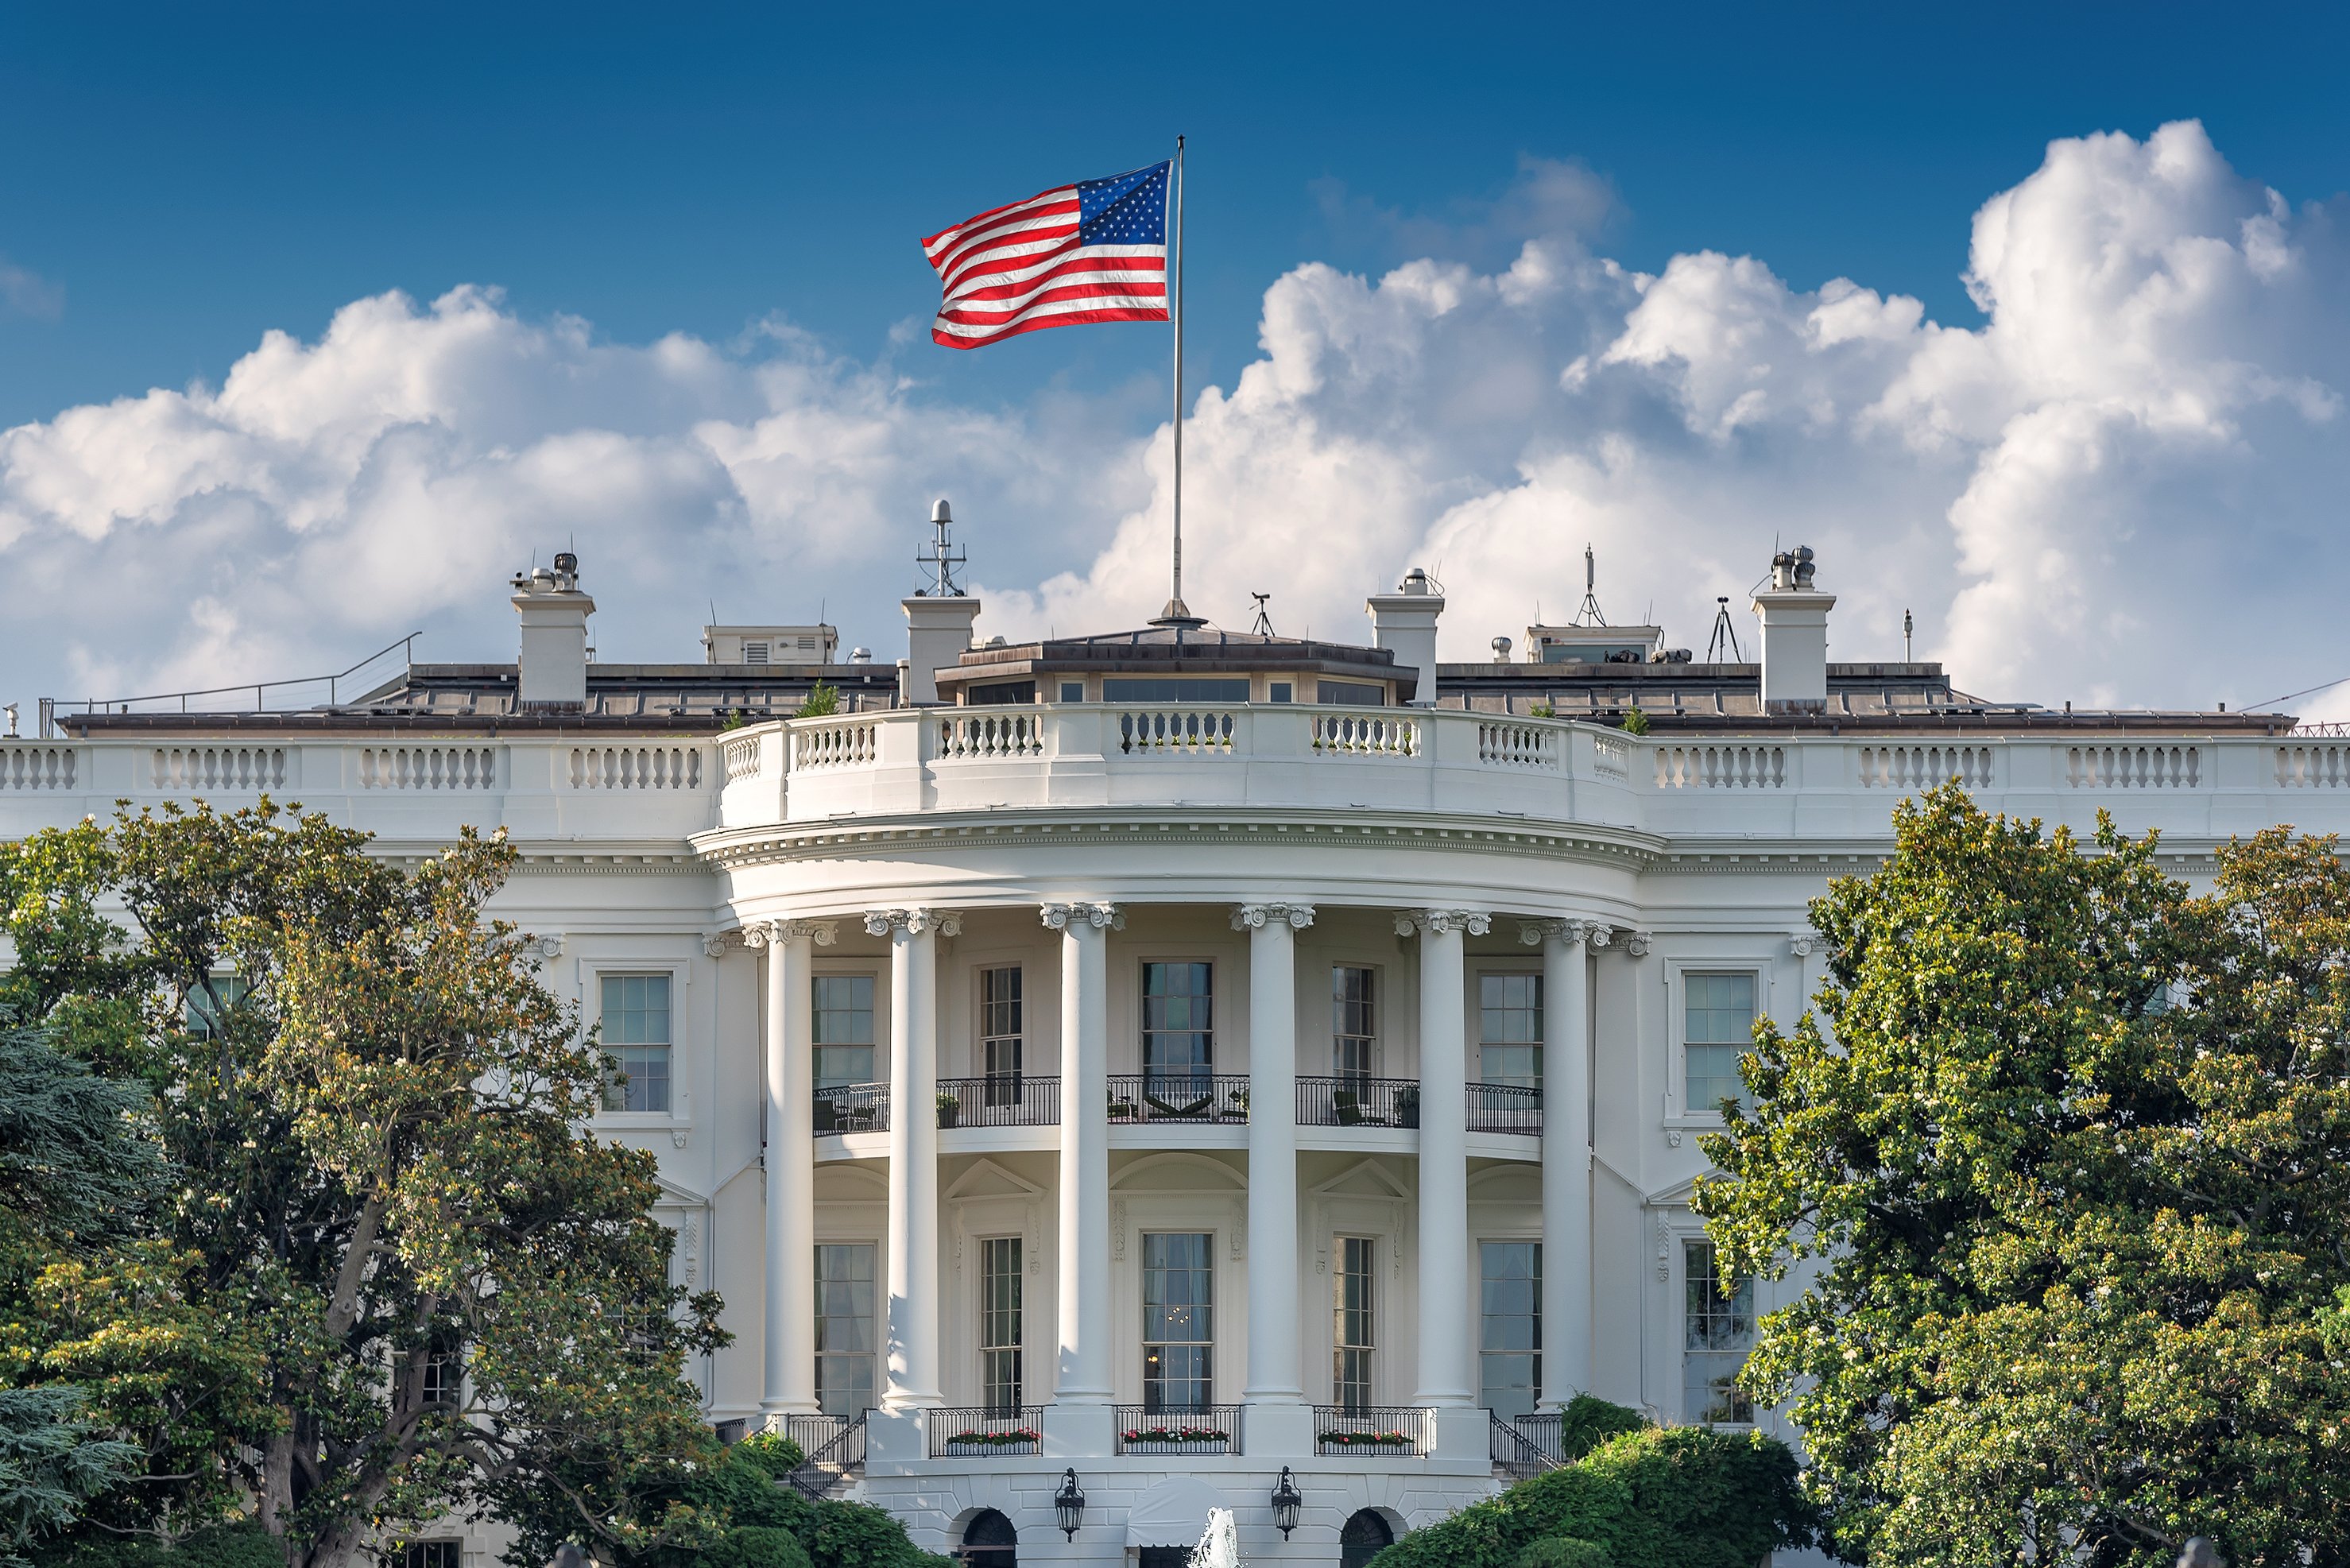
<box><xmin>1164</xmin><ymin>134</ymin><xmax>1190</xmax><ymax>623</ymax></box>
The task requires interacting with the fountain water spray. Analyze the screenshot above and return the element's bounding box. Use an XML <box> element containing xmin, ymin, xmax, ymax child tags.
<box><xmin>1190</xmin><ymin>1506</ymin><xmax>1242</xmax><ymax>1567</ymax></box>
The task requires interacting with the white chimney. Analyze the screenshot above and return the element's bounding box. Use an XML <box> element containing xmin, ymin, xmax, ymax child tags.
<box><xmin>511</xmin><ymin>551</ymin><xmax>594</xmax><ymax>710</ymax></box>
<box><xmin>1751</xmin><ymin>545</ymin><xmax>1834</xmax><ymax>714</ymax></box>
<box><xmin>1365</xmin><ymin>567</ymin><xmax>1445</xmax><ymax>706</ymax></box>
<box><xmin>901</xmin><ymin>596</ymin><xmax>981</xmax><ymax>705</ymax></box>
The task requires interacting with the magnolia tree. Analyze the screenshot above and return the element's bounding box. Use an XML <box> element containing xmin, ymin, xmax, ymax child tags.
<box><xmin>0</xmin><ymin>803</ymin><xmax>725</xmax><ymax>1568</ymax></box>
<box><xmin>1696</xmin><ymin>785</ymin><xmax>2350</xmax><ymax>1566</ymax></box>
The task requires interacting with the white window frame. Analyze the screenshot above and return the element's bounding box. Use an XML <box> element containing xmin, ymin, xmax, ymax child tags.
<box><xmin>1651</xmin><ymin>1205</ymin><xmax>1758</xmax><ymax>1428</ymax></box>
<box><xmin>1660</xmin><ymin>958</ymin><xmax>1771</xmax><ymax>1129</ymax></box>
<box><xmin>811</xmin><ymin>961</ymin><xmax>887</xmax><ymax>1092</ymax></box>
<box><xmin>583</xmin><ymin>958</ymin><xmax>690</xmax><ymax>1127</ymax></box>
<box><xmin>1467</xmin><ymin>960</ymin><xmax>1545</xmax><ymax>1088</ymax></box>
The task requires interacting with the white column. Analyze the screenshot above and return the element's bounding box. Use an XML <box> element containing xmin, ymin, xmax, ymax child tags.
<box><xmin>1043</xmin><ymin>902</ymin><xmax>1119</xmax><ymax>1458</ymax></box>
<box><xmin>1527</xmin><ymin>919</ymin><xmax>1593</xmax><ymax>1407</ymax></box>
<box><xmin>1403</xmin><ymin>908</ymin><xmax>1486</xmax><ymax>1409</ymax></box>
<box><xmin>1236</xmin><ymin>901</ymin><xmax>1312</xmax><ymax>1453</ymax></box>
<box><xmin>751</xmin><ymin>918</ymin><xmax>830</xmax><ymax>1422</ymax></box>
<box><xmin>873</xmin><ymin>907</ymin><xmax>955</xmax><ymax>1411</ymax></box>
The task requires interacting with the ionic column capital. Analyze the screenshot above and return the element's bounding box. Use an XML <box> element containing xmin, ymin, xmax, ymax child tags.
<box><xmin>1395</xmin><ymin>908</ymin><xmax>1491</xmax><ymax>938</ymax></box>
<box><xmin>746</xmin><ymin>918</ymin><xmax>836</xmax><ymax>948</ymax></box>
<box><xmin>1621</xmin><ymin>930</ymin><xmax>1651</xmax><ymax>957</ymax></box>
<box><xmin>862</xmin><ymin>908</ymin><xmax>960</xmax><ymax>939</ymax></box>
<box><xmin>1041</xmin><ymin>901</ymin><xmax>1125</xmax><ymax>932</ymax></box>
<box><xmin>1230</xmin><ymin>901</ymin><xmax>1316</xmax><ymax>932</ymax></box>
<box><xmin>1515</xmin><ymin>917</ymin><xmax>1599</xmax><ymax>947</ymax></box>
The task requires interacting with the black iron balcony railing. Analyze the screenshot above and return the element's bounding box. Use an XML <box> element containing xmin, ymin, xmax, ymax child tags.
<box><xmin>1510</xmin><ymin>1410</ymin><xmax>1570</xmax><ymax>1464</ymax></box>
<box><xmin>1106</xmin><ymin>1073</ymin><xmax>1252</xmax><ymax>1124</ymax></box>
<box><xmin>1115</xmin><ymin>1403</ymin><xmax>1241</xmax><ymax>1454</ymax></box>
<box><xmin>1312</xmin><ymin>1404</ymin><xmax>1431</xmax><ymax>1457</ymax></box>
<box><xmin>1465</xmin><ymin>1081</ymin><xmax>1543</xmax><ymax>1135</ymax></box>
<box><xmin>935</xmin><ymin>1074</ymin><xmax>1059</xmax><ymax>1128</ymax></box>
<box><xmin>812</xmin><ymin>1082</ymin><xmax>889</xmax><ymax>1135</ymax></box>
<box><xmin>1297</xmin><ymin>1075</ymin><xmax>1421</xmax><ymax>1129</ymax></box>
<box><xmin>926</xmin><ymin>1405</ymin><xmax>1043</xmax><ymax>1458</ymax></box>
<box><xmin>1490</xmin><ymin>1412</ymin><xmax>1559</xmax><ymax>1480</ymax></box>
<box><xmin>780</xmin><ymin>1411</ymin><xmax>869</xmax><ymax>1499</ymax></box>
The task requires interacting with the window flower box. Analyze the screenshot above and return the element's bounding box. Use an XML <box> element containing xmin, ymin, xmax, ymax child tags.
<box><xmin>1120</xmin><ymin>1425</ymin><xmax>1229</xmax><ymax>1446</ymax></box>
<box><xmin>1317</xmin><ymin>1429</ymin><xmax>1415</xmax><ymax>1449</ymax></box>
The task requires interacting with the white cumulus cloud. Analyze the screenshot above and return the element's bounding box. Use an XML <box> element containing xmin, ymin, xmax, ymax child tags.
<box><xmin>2</xmin><ymin>119</ymin><xmax>2346</xmax><ymax>721</ymax></box>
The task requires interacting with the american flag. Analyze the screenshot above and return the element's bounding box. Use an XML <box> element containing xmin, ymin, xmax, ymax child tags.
<box><xmin>920</xmin><ymin>161</ymin><xmax>1171</xmax><ymax>349</ymax></box>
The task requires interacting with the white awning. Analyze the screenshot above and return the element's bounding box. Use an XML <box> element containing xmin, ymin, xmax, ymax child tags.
<box><xmin>1125</xmin><ymin>1475</ymin><xmax>1226</xmax><ymax>1547</ymax></box>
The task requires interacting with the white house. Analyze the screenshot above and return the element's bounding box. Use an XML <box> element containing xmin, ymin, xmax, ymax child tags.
<box><xmin>6</xmin><ymin>525</ymin><xmax>2336</xmax><ymax>1568</ymax></box>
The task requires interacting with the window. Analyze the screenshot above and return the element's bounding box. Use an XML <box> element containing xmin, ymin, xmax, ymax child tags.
<box><xmin>1268</xmin><ymin>681</ymin><xmax>1294</xmax><ymax>703</ymax></box>
<box><xmin>1102</xmin><ymin>677</ymin><xmax>1250</xmax><ymax>703</ymax></box>
<box><xmin>1141</xmin><ymin>1232</ymin><xmax>1214</xmax><ymax>1412</ymax></box>
<box><xmin>980</xmin><ymin>966</ymin><xmax>1022</xmax><ymax>1105</ymax></box>
<box><xmin>1683</xmin><ymin>1241</ymin><xmax>1754</xmax><ymax>1423</ymax></box>
<box><xmin>1341</xmin><ymin>1512</ymin><xmax>1396</xmax><ymax>1568</ymax></box>
<box><xmin>404</xmin><ymin>1543</ymin><xmax>461</xmax><ymax>1568</ymax></box>
<box><xmin>980</xmin><ymin>1237</ymin><xmax>1022</xmax><ymax>1415</ymax></box>
<box><xmin>1684</xmin><ymin>972</ymin><xmax>1757</xmax><ymax>1114</ymax></box>
<box><xmin>1316</xmin><ymin>679</ymin><xmax>1385</xmax><ymax>706</ymax></box>
<box><xmin>1141</xmin><ymin>962</ymin><xmax>1214</xmax><ymax>1098</ymax></box>
<box><xmin>185</xmin><ymin>973</ymin><xmax>251</xmax><ymax>1040</ymax></box>
<box><xmin>1479</xmin><ymin>1241</ymin><xmax>1541</xmax><ymax>1420</ymax></box>
<box><xmin>1479</xmin><ymin>973</ymin><xmax>1543</xmax><ymax>1087</ymax></box>
<box><xmin>1059</xmin><ymin>681</ymin><xmax>1085</xmax><ymax>703</ymax></box>
<box><xmin>962</xmin><ymin>1510</ymin><xmax>1017</xmax><ymax>1566</ymax></box>
<box><xmin>418</xmin><ymin>1337</ymin><xmax>461</xmax><ymax>1406</ymax></box>
<box><xmin>1334</xmin><ymin>1237</ymin><xmax>1376</xmax><ymax>1412</ymax></box>
<box><xmin>814</xmin><ymin>1242</ymin><xmax>877</xmax><ymax>1417</ymax></box>
<box><xmin>1333</xmin><ymin>966</ymin><xmax>1376</xmax><ymax>1082</ymax></box>
<box><xmin>601</xmin><ymin>974</ymin><xmax>672</xmax><ymax>1113</ymax></box>
<box><xmin>969</xmin><ymin>680</ymin><xmax>1036</xmax><ymax>705</ymax></box>
<box><xmin>813</xmin><ymin>975</ymin><xmax>876</xmax><ymax>1089</ymax></box>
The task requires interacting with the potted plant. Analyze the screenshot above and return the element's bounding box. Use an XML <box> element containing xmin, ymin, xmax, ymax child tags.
<box><xmin>1121</xmin><ymin>1423</ymin><xmax>1229</xmax><ymax>1446</ymax></box>
<box><xmin>1225</xmin><ymin>1085</ymin><xmax>1249</xmax><ymax>1118</ymax></box>
<box><xmin>1318</xmin><ymin>1428</ymin><xmax>1415</xmax><ymax>1450</ymax></box>
<box><xmin>946</xmin><ymin>1426</ymin><xmax>1040</xmax><ymax>1453</ymax></box>
<box><xmin>936</xmin><ymin>1092</ymin><xmax>961</xmax><ymax>1129</ymax></box>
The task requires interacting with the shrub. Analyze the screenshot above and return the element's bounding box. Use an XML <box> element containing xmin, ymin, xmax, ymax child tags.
<box><xmin>1369</xmin><ymin>1424</ymin><xmax>1811</xmax><ymax>1568</ymax></box>
<box><xmin>805</xmin><ymin>1500</ymin><xmax>952</xmax><ymax>1568</ymax></box>
<box><xmin>794</xmin><ymin>683</ymin><xmax>841</xmax><ymax>719</ymax></box>
<box><xmin>706</xmin><ymin>1527</ymin><xmax>811</xmax><ymax>1568</ymax></box>
<box><xmin>1552</xmin><ymin>1395</ymin><xmax>1647</xmax><ymax>1463</ymax></box>
<box><xmin>1516</xmin><ymin>1539</ymin><xmax>1612</xmax><ymax>1568</ymax></box>
<box><xmin>38</xmin><ymin>1523</ymin><xmax>279</xmax><ymax>1568</ymax></box>
<box><xmin>1619</xmin><ymin>707</ymin><xmax>1650</xmax><ymax>736</ymax></box>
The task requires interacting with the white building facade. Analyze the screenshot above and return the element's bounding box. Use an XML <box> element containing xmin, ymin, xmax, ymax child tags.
<box><xmin>7</xmin><ymin>539</ymin><xmax>2340</xmax><ymax>1566</ymax></box>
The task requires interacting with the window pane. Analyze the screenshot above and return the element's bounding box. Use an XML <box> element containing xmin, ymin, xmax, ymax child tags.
<box><xmin>1333</xmin><ymin>966</ymin><xmax>1376</xmax><ymax>1078</ymax></box>
<box><xmin>1141</xmin><ymin>1232</ymin><xmax>1214</xmax><ymax>1412</ymax></box>
<box><xmin>1685</xmin><ymin>973</ymin><xmax>1757</xmax><ymax>1112</ymax></box>
<box><xmin>601</xmin><ymin>974</ymin><xmax>672</xmax><ymax>1112</ymax></box>
<box><xmin>981</xmin><ymin>966</ymin><xmax>1023</xmax><ymax>1095</ymax></box>
<box><xmin>1683</xmin><ymin>1241</ymin><xmax>1754</xmax><ymax>1423</ymax></box>
<box><xmin>815</xmin><ymin>1242</ymin><xmax>877</xmax><ymax>1418</ymax></box>
<box><xmin>1480</xmin><ymin>1241</ymin><xmax>1541</xmax><ymax>1419</ymax></box>
<box><xmin>1480</xmin><ymin>973</ymin><xmax>1543</xmax><ymax>1087</ymax></box>
<box><xmin>1142</xmin><ymin>962</ymin><xmax>1214</xmax><ymax>1086</ymax></box>
<box><xmin>186</xmin><ymin>973</ymin><xmax>252</xmax><ymax>1040</ymax></box>
<box><xmin>1334</xmin><ymin>1237</ymin><xmax>1375</xmax><ymax>1411</ymax></box>
<box><xmin>814</xmin><ymin>974</ymin><xmax>877</xmax><ymax>1090</ymax></box>
<box><xmin>980</xmin><ymin>1237</ymin><xmax>1022</xmax><ymax>1415</ymax></box>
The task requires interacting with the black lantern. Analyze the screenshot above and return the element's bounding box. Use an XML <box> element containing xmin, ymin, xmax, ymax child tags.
<box><xmin>1271</xmin><ymin>1465</ymin><xmax>1304</xmax><ymax>1539</ymax></box>
<box><xmin>1053</xmin><ymin>1468</ymin><xmax>1086</xmax><ymax>1541</ymax></box>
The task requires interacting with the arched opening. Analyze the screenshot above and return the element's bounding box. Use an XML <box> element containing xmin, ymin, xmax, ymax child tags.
<box><xmin>1340</xmin><ymin>1508</ymin><xmax>1396</xmax><ymax>1568</ymax></box>
<box><xmin>959</xmin><ymin>1508</ymin><xmax>1016</xmax><ymax>1567</ymax></box>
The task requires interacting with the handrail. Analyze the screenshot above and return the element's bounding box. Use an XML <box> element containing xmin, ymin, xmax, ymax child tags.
<box><xmin>1297</xmin><ymin>1075</ymin><xmax>1422</xmax><ymax>1129</ymax></box>
<box><xmin>1466</xmin><ymin>1081</ymin><xmax>1543</xmax><ymax>1135</ymax></box>
<box><xmin>1115</xmin><ymin>1403</ymin><xmax>1241</xmax><ymax>1455</ymax></box>
<box><xmin>1106</xmin><ymin>1073</ymin><xmax>1251</xmax><ymax>1124</ymax></box>
<box><xmin>1313</xmin><ymin>1404</ymin><xmax>1432</xmax><ymax>1457</ymax></box>
<box><xmin>926</xmin><ymin>1405</ymin><xmax>1044</xmax><ymax>1458</ymax></box>
<box><xmin>1491</xmin><ymin>1413</ymin><xmax>1559</xmax><ymax>1480</ymax></box>
<box><xmin>51</xmin><ymin>631</ymin><xmax>423</xmax><ymax>719</ymax></box>
<box><xmin>783</xmin><ymin>1410</ymin><xmax>868</xmax><ymax>1500</ymax></box>
<box><xmin>935</xmin><ymin>1074</ymin><xmax>1059</xmax><ymax>1128</ymax></box>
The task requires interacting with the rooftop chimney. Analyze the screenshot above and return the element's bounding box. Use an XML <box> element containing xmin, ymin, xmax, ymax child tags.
<box><xmin>1366</xmin><ymin>567</ymin><xmax>1445</xmax><ymax>706</ymax></box>
<box><xmin>1751</xmin><ymin>545</ymin><xmax>1833</xmax><ymax>714</ymax></box>
<box><xmin>510</xmin><ymin>551</ymin><xmax>594</xmax><ymax>710</ymax></box>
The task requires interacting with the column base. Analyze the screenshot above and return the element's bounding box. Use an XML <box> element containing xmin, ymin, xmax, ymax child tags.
<box><xmin>1241</xmin><ymin>1399</ymin><xmax>1314</xmax><ymax>1458</ymax></box>
<box><xmin>1429</xmin><ymin>1404</ymin><xmax>1491</xmax><ymax>1462</ymax></box>
<box><xmin>1041</xmin><ymin>1400</ymin><xmax>1117</xmax><ymax>1459</ymax></box>
<box><xmin>865</xmin><ymin>1407</ymin><xmax>927</xmax><ymax>1462</ymax></box>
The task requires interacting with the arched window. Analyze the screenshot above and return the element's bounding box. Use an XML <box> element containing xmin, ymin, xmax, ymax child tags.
<box><xmin>1340</xmin><ymin>1508</ymin><xmax>1395</xmax><ymax>1568</ymax></box>
<box><xmin>961</xmin><ymin>1508</ymin><xmax>1016</xmax><ymax>1567</ymax></box>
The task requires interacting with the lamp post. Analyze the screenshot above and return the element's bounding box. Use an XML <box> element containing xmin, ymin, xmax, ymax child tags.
<box><xmin>1053</xmin><ymin>1469</ymin><xmax>1086</xmax><ymax>1542</ymax></box>
<box><xmin>1271</xmin><ymin>1466</ymin><xmax>1303</xmax><ymax>1540</ymax></box>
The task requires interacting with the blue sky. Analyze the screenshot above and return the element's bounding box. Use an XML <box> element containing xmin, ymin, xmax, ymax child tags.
<box><xmin>4</xmin><ymin>2</ymin><xmax>2349</xmax><ymax>715</ymax></box>
<box><xmin>7</xmin><ymin>2</ymin><xmax>2344</xmax><ymax>428</ymax></box>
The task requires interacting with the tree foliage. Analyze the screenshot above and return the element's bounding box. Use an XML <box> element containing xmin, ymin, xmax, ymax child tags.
<box><xmin>1696</xmin><ymin>784</ymin><xmax>2350</xmax><ymax>1566</ymax></box>
<box><xmin>0</xmin><ymin>1388</ymin><xmax>141</xmax><ymax>1567</ymax></box>
<box><xmin>0</xmin><ymin>803</ymin><xmax>726</xmax><ymax>1568</ymax></box>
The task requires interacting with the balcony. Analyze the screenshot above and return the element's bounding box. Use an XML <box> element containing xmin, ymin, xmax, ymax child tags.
<box><xmin>927</xmin><ymin>1406</ymin><xmax>1043</xmax><ymax>1458</ymax></box>
<box><xmin>1313</xmin><ymin>1405</ymin><xmax>1432</xmax><ymax>1458</ymax></box>
<box><xmin>1115</xmin><ymin>1404</ymin><xmax>1241</xmax><ymax>1455</ymax></box>
<box><xmin>935</xmin><ymin>1074</ymin><xmax>1059</xmax><ymax>1128</ymax></box>
<box><xmin>813</xmin><ymin>1082</ymin><xmax>889</xmax><ymax>1134</ymax></box>
<box><xmin>1297</xmin><ymin>1075</ymin><xmax>1420</xmax><ymax>1129</ymax></box>
<box><xmin>1106</xmin><ymin>1074</ymin><xmax>1252</xmax><ymax>1125</ymax></box>
<box><xmin>1465</xmin><ymin>1082</ymin><xmax>1542</xmax><ymax>1136</ymax></box>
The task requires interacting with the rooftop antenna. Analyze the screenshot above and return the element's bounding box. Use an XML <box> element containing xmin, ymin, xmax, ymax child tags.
<box><xmin>1572</xmin><ymin>544</ymin><xmax>1608</xmax><ymax>627</ymax></box>
<box><xmin>916</xmin><ymin>498</ymin><xmax>967</xmax><ymax>597</ymax></box>
<box><xmin>1249</xmin><ymin>592</ymin><xmax>1275</xmax><ymax>637</ymax></box>
<box><xmin>1903</xmin><ymin>608</ymin><xmax>1914</xmax><ymax>662</ymax></box>
<box><xmin>1705</xmin><ymin>595</ymin><xmax>1744</xmax><ymax>662</ymax></box>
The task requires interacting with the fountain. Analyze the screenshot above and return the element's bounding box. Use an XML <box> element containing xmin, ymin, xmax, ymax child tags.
<box><xmin>1190</xmin><ymin>1506</ymin><xmax>1243</xmax><ymax>1568</ymax></box>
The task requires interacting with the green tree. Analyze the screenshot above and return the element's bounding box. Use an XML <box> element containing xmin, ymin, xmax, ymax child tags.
<box><xmin>0</xmin><ymin>1383</ymin><xmax>141</xmax><ymax>1566</ymax></box>
<box><xmin>1696</xmin><ymin>784</ymin><xmax>2350</xmax><ymax>1566</ymax></box>
<box><xmin>0</xmin><ymin>803</ymin><xmax>726</xmax><ymax>1568</ymax></box>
